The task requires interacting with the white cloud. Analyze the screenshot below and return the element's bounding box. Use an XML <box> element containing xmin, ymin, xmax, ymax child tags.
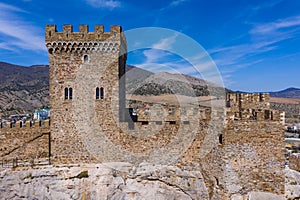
<box><xmin>210</xmin><ymin>15</ymin><xmax>300</xmax><ymax>73</ymax></box>
<box><xmin>0</xmin><ymin>2</ymin><xmax>27</xmax><ymax>13</ymax></box>
<box><xmin>160</xmin><ymin>0</ymin><xmax>189</xmax><ymax>12</ymax></box>
<box><xmin>85</xmin><ymin>0</ymin><xmax>121</xmax><ymax>9</ymax></box>
<box><xmin>0</xmin><ymin>3</ymin><xmax>46</xmax><ymax>52</ymax></box>
<box><xmin>140</xmin><ymin>34</ymin><xmax>178</xmax><ymax>64</ymax></box>
<box><xmin>169</xmin><ymin>0</ymin><xmax>189</xmax><ymax>7</ymax></box>
<box><xmin>152</xmin><ymin>34</ymin><xmax>178</xmax><ymax>49</ymax></box>
<box><xmin>250</xmin><ymin>15</ymin><xmax>300</xmax><ymax>35</ymax></box>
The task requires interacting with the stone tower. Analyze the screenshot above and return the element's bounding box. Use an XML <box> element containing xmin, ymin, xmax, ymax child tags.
<box><xmin>45</xmin><ymin>24</ymin><xmax>127</xmax><ymax>163</ymax></box>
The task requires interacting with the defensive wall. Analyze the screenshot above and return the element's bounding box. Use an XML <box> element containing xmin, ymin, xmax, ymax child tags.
<box><xmin>0</xmin><ymin>120</ymin><xmax>50</xmax><ymax>166</ymax></box>
<box><xmin>290</xmin><ymin>153</ymin><xmax>300</xmax><ymax>172</ymax></box>
<box><xmin>0</xmin><ymin>24</ymin><xmax>286</xmax><ymax>199</ymax></box>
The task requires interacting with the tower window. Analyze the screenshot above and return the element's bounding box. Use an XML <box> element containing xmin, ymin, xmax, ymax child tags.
<box><xmin>96</xmin><ymin>87</ymin><xmax>100</xmax><ymax>99</ymax></box>
<box><xmin>219</xmin><ymin>134</ymin><xmax>223</xmax><ymax>145</ymax></box>
<box><xmin>64</xmin><ymin>88</ymin><xmax>68</xmax><ymax>99</ymax></box>
<box><xmin>69</xmin><ymin>88</ymin><xmax>73</xmax><ymax>99</ymax></box>
<box><xmin>84</xmin><ymin>55</ymin><xmax>88</xmax><ymax>63</ymax></box>
<box><xmin>65</xmin><ymin>87</ymin><xmax>73</xmax><ymax>100</ymax></box>
<box><xmin>100</xmin><ymin>87</ymin><xmax>104</xmax><ymax>99</ymax></box>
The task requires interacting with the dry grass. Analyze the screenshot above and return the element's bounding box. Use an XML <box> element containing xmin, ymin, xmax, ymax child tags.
<box><xmin>126</xmin><ymin>94</ymin><xmax>225</xmax><ymax>108</ymax></box>
<box><xmin>270</xmin><ymin>97</ymin><xmax>300</xmax><ymax>104</ymax></box>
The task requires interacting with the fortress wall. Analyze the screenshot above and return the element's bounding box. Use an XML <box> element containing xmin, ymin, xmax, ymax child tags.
<box><xmin>0</xmin><ymin>120</ymin><xmax>50</xmax><ymax>163</ymax></box>
<box><xmin>223</xmin><ymin>120</ymin><xmax>285</xmax><ymax>195</ymax></box>
<box><xmin>226</xmin><ymin>93</ymin><xmax>270</xmax><ymax>112</ymax></box>
<box><xmin>290</xmin><ymin>154</ymin><xmax>300</xmax><ymax>172</ymax></box>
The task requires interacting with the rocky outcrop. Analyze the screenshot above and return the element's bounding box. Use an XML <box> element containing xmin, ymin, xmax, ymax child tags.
<box><xmin>1</xmin><ymin>163</ymin><xmax>296</xmax><ymax>199</ymax></box>
<box><xmin>0</xmin><ymin>163</ymin><xmax>209</xmax><ymax>200</ymax></box>
<box><xmin>285</xmin><ymin>168</ymin><xmax>300</xmax><ymax>199</ymax></box>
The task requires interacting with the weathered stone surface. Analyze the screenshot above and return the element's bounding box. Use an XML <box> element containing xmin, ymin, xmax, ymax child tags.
<box><xmin>0</xmin><ymin>163</ymin><xmax>209</xmax><ymax>200</ymax></box>
<box><xmin>290</xmin><ymin>154</ymin><xmax>300</xmax><ymax>172</ymax></box>
<box><xmin>285</xmin><ymin>168</ymin><xmax>300</xmax><ymax>199</ymax></box>
<box><xmin>248</xmin><ymin>192</ymin><xmax>284</xmax><ymax>200</ymax></box>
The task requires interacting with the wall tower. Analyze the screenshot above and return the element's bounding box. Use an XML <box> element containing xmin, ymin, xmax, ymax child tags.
<box><xmin>45</xmin><ymin>24</ymin><xmax>127</xmax><ymax>163</ymax></box>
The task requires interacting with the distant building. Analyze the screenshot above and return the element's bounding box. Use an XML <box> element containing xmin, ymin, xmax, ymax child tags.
<box><xmin>33</xmin><ymin>108</ymin><xmax>50</xmax><ymax>120</ymax></box>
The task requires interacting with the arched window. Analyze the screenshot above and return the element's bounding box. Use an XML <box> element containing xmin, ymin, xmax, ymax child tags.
<box><xmin>65</xmin><ymin>87</ymin><xmax>73</xmax><ymax>100</ymax></box>
<box><xmin>96</xmin><ymin>87</ymin><xmax>100</xmax><ymax>99</ymax></box>
<box><xmin>84</xmin><ymin>55</ymin><xmax>88</xmax><ymax>63</ymax></box>
<box><xmin>219</xmin><ymin>134</ymin><xmax>223</xmax><ymax>145</ymax></box>
<box><xmin>100</xmin><ymin>87</ymin><xmax>104</xmax><ymax>99</ymax></box>
<box><xmin>69</xmin><ymin>88</ymin><xmax>73</xmax><ymax>99</ymax></box>
<box><xmin>65</xmin><ymin>88</ymin><xmax>68</xmax><ymax>99</ymax></box>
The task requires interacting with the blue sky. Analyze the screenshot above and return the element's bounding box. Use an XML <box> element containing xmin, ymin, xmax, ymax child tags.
<box><xmin>0</xmin><ymin>0</ymin><xmax>299</xmax><ymax>92</ymax></box>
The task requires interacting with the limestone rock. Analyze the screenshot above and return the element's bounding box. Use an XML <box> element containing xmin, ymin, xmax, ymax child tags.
<box><xmin>0</xmin><ymin>163</ymin><xmax>209</xmax><ymax>200</ymax></box>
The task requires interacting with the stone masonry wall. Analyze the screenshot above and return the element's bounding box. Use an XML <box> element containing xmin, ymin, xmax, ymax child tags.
<box><xmin>290</xmin><ymin>154</ymin><xmax>300</xmax><ymax>172</ymax></box>
<box><xmin>46</xmin><ymin>24</ymin><xmax>127</xmax><ymax>164</ymax></box>
<box><xmin>0</xmin><ymin>120</ymin><xmax>50</xmax><ymax>163</ymax></box>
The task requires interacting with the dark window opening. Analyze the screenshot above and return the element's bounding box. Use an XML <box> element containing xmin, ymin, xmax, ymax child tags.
<box><xmin>100</xmin><ymin>87</ymin><xmax>104</xmax><ymax>99</ymax></box>
<box><xmin>264</xmin><ymin>110</ymin><xmax>270</xmax><ymax>120</ymax></box>
<box><xmin>49</xmin><ymin>31</ymin><xmax>52</xmax><ymax>37</ymax></box>
<box><xmin>215</xmin><ymin>177</ymin><xmax>219</xmax><ymax>185</ymax></box>
<box><xmin>65</xmin><ymin>87</ymin><xmax>73</xmax><ymax>100</ymax></box>
<box><xmin>142</xmin><ymin>121</ymin><xmax>149</xmax><ymax>125</ymax></box>
<box><xmin>219</xmin><ymin>134</ymin><xmax>223</xmax><ymax>144</ymax></box>
<box><xmin>84</xmin><ymin>55</ymin><xmax>88</xmax><ymax>63</ymax></box>
<box><xmin>96</xmin><ymin>87</ymin><xmax>100</xmax><ymax>99</ymax></box>
<box><xmin>183</xmin><ymin>121</ymin><xmax>190</xmax><ymax>125</ymax></box>
<box><xmin>69</xmin><ymin>88</ymin><xmax>73</xmax><ymax>99</ymax></box>
<box><xmin>66</xmin><ymin>31</ymin><xmax>68</xmax><ymax>38</ymax></box>
<box><xmin>65</xmin><ymin>88</ymin><xmax>68</xmax><ymax>99</ymax></box>
<box><xmin>169</xmin><ymin>121</ymin><xmax>176</xmax><ymax>125</ymax></box>
<box><xmin>271</xmin><ymin>111</ymin><xmax>274</xmax><ymax>120</ymax></box>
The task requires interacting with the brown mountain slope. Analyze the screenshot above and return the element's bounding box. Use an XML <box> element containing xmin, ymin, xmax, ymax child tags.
<box><xmin>0</xmin><ymin>62</ymin><xmax>49</xmax><ymax>118</ymax></box>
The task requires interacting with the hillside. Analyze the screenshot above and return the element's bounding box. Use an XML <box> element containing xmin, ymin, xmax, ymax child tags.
<box><xmin>270</xmin><ymin>88</ymin><xmax>300</xmax><ymax>99</ymax></box>
<box><xmin>0</xmin><ymin>62</ymin><xmax>49</xmax><ymax>118</ymax></box>
<box><xmin>270</xmin><ymin>97</ymin><xmax>300</xmax><ymax>118</ymax></box>
<box><xmin>126</xmin><ymin>69</ymin><xmax>227</xmax><ymax>96</ymax></box>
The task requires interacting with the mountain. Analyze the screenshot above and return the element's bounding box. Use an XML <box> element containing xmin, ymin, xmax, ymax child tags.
<box><xmin>0</xmin><ymin>62</ymin><xmax>49</xmax><ymax>118</ymax></box>
<box><xmin>0</xmin><ymin>62</ymin><xmax>227</xmax><ymax>118</ymax></box>
<box><xmin>270</xmin><ymin>88</ymin><xmax>300</xmax><ymax>99</ymax></box>
<box><xmin>126</xmin><ymin>69</ymin><xmax>227</xmax><ymax>96</ymax></box>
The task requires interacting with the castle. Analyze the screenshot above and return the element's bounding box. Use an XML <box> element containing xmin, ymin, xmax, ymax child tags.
<box><xmin>0</xmin><ymin>24</ymin><xmax>285</xmax><ymax>199</ymax></box>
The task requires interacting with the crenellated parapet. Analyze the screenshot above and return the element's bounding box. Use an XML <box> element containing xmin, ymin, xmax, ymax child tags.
<box><xmin>0</xmin><ymin>120</ymin><xmax>50</xmax><ymax>130</ymax></box>
<box><xmin>127</xmin><ymin>100</ymin><xmax>211</xmax><ymax>123</ymax></box>
<box><xmin>226</xmin><ymin>93</ymin><xmax>270</xmax><ymax>111</ymax></box>
<box><xmin>225</xmin><ymin>93</ymin><xmax>284</xmax><ymax>122</ymax></box>
<box><xmin>45</xmin><ymin>24</ymin><xmax>127</xmax><ymax>54</ymax></box>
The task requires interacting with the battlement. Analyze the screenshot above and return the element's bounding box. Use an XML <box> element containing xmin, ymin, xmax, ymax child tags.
<box><xmin>226</xmin><ymin>93</ymin><xmax>270</xmax><ymax>111</ymax></box>
<box><xmin>0</xmin><ymin>120</ymin><xmax>50</xmax><ymax>130</ymax></box>
<box><xmin>46</xmin><ymin>24</ymin><xmax>123</xmax><ymax>41</ymax></box>
<box><xmin>45</xmin><ymin>24</ymin><xmax>127</xmax><ymax>54</ymax></box>
<box><xmin>226</xmin><ymin>108</ymin><xmax>281</xmax><ymax>121</ymax></box>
